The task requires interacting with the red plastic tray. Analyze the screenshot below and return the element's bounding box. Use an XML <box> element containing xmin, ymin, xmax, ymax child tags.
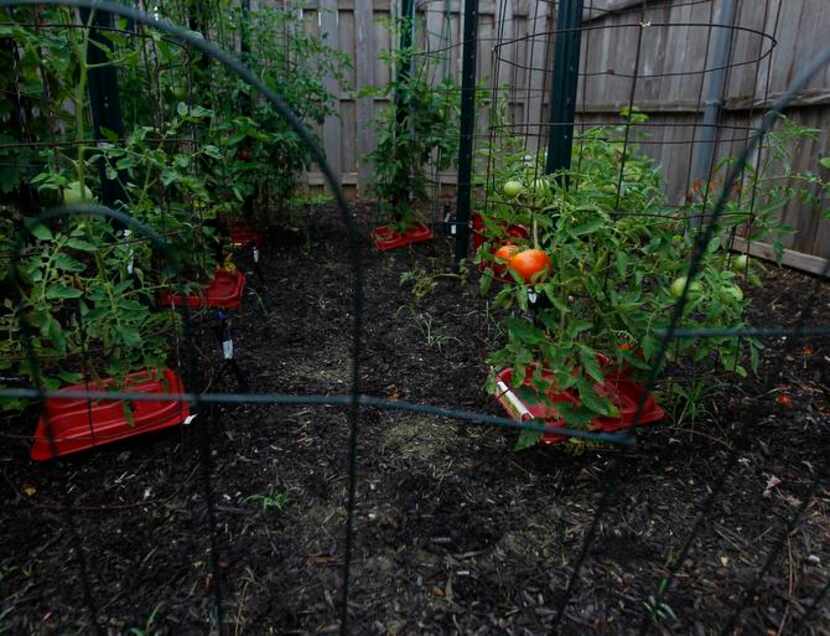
<box><xmin>494</xmin><ymin>366</ymin><xmax>665</xmax><ymax>445</ymax></box>
<box><xmin>471</xmin><ymin>213</ymin><xmax>529</xmax><ymax>250</ymax></box>
<box><xmin>158</xmin><ymin>269</ymin><xmax>246</xmax><ymax>310</ymax></box>
<box><xmin>371</xmin><ymin>223</ymin><xmax>433</xmax><ymax>251</ymax></box>
<box><xmin>31</xmin><ymin>368</ymin><xmax>189</xmax><ymax>461</ymax></box>
<box><xmin>229</xmin><ymin>222</ymin><xmax>264</xmax><ymax>249</ymax></box>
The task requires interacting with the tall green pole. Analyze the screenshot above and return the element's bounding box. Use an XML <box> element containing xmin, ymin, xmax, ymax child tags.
<box><xmin>393</xmin><ymin>0</ymin><xmax>415</xmax><ymax>214</ymax></box>
<box><xmin>452</xmin><ymin>0</ymin><xmax>479</xmax><ymax>267</ymax></box>
<box><xmin>80</xmin><ymin>7</ymin><xmax>127</xmax><ymax>212</ymax></box>
<box><xmin>545</xmin><ymin>0</ymin><xmax>584</xmax><ymax>180</ymax></box>
<box><xmin>240</xmin><ymin>0</ymin><xmax>254</xmax><ymax>219</ymax></box>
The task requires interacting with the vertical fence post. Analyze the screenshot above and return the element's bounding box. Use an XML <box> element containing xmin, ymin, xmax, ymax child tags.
<box><xmin>79</xmin><ymin>8</ymin><xmax>127</xmax><ymax>212</ymax></box>
<box><xmin>394</xmin><ymin>0</ymin><xmax>415</xmax><ymax>212</ymax></box>
<box><xmin>690</xmin><ymin>0</ymin><xmax>736</xmax><ymax>228</ymax></box>
<box><xmin>544</xmin><ymin>0</ymin><xmax>584</xmax><ymax>180</ymax></box>
<box><xmin>452</xmin><ymin>0</ymin><xmax>480</xmax><ymax>267</ymax></box>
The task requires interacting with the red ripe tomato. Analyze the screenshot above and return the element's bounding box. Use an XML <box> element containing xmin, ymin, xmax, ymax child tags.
<box><xmin>776</xmin><ymin>393</ymin><xmax>793</xmax><ymax>408</ymax></box>
<box><xmin>237</xmin><ymin>147</ymin><xmax>252</xmax><ymax>162</ymax></box>
<box><xmin>509</xmin><ymin>248</ymin><xmax>551</xmax><ymax>283</ymax></box>
<box><xmin>494</xmin><ymin>244</ymin><xmax>520</xmax><ymax>263</ymax></box>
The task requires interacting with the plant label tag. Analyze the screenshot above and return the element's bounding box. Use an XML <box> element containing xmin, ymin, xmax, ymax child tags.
<box><xmin>253</xmin><ymin>246</ymin><xmax>260</xmax><ymax>263</ymax></box>
<box><xmin>222</xmin><ymin>339</ymin><xmax>234</xmax><ymax>360</ymax></box>
<box><xmin>184</xmin><ymin>414</ymin><xmax>197</xmax><ymax>426</ymax></box>
<box><xmin>528</xmin><ymin>291</ymin><xmax>538</xmax><ymax>304</ymax></box>
<box><xmin>495</xmin><ymin>380</ymin><xmax>532</xmax><ymax>421</ymax></box>
<box><xmin>123</xmin><ymin>230</ymin><xmax>134</xmax><ymax>274</ymax></box>
<box><xmin>450</xmin><ymin>224</ymin><xmax>457</xmax><ymax>235</ymax></box>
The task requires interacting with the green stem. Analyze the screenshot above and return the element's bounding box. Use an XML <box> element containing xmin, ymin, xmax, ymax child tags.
<box><xmin>74</xmin><ymin>13</ymin><xmax>93</xmax><ymax>194</ymax></box>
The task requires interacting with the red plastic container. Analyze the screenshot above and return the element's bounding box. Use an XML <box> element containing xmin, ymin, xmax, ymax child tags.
<box><xmin>371</xmin><ymin>223</ymin><xmax>433</xmax><ymax>251</ymax></box>
<box><xmin>158</xmin><ymin>269</ymin><xmax>246</xmax><ymax>310</ymax></box>
<box><xmin>493</xmin><ymin>366</ymin><xmax>665</xmax><ymax>445</ymax></box>
<box><xmin>229</xmin><ymin>222</ymin><xmax>264</xmax><ymax>249</ymax></box>
<box><xmin>471</xmin><ymin>213</ymin><xmax>529</xmax><ymax>249</ymax></box>
<box><xmin>31</xmin><ymin>368</ymin><xmax>189</xmax><ymax>461</ymax></box>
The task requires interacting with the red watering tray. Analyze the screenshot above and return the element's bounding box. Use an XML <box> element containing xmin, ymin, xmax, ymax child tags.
<box><xmin>31</xmin><ymin>368</ymin><xmax>190</xmax><ymax>461</ymax></box>
<box><xmin>471</xmin><ymin>212</ymin><xmax>529</xmax><ymax>251</ymax></box>
<box><xmin>229</xmin><ymin>222</ymin><xmax>264</xmax><ymax>249</ymax></box>
<box><xmin>371</xmin><ymin>223</ymin><xmax>433</xmax><ymax>251</ymax></box>
<box><xmin>158</xmin><ymin>269</ymin><xmax>246</xmax><ymax>310</ymax></box>
<box><xmin>493</xmin><ymin>366</ymin><xmax>665</xmax><ymax>445</ymax></box>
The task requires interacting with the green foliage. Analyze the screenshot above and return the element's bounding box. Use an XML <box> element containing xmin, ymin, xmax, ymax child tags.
<box><xmin>479</xmin><ymin>110</ymin><xmax>817</xmax><ymax>447</ymax></box>
<box><xmin>0</xmin><ymin>2</ymin><xmax>347</xmax><ymax>411</ymax></box>
<box><xmin>364</xmin><ymin>17</ymin><xmax>459</xmax><ymax>229</ymax></box>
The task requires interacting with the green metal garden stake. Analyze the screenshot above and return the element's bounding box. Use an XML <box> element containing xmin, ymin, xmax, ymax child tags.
<box><xmin>545</xmin><ymin>0</ymin><xmax>584</xmax><ymax>182</ymax></box>
<box><xmin>394</xmin><ymin>0</ymin><xmax>416</xmax><ymax>217</ymax></box>
<box><xmin>80</xmin><ymin>7</ymin><xmax>127</xmax><ymax>215</ymax></box>
<box><xmin>452</xmin><ymin>0</ymin><xmax>480</xmax><ymax>267</ymax></box>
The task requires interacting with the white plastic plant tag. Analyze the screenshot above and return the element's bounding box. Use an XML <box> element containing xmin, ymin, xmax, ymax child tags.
<box><xmin>123</xmin><ymin>230</ymin><xmax>134</xmax><ymax>274</ymax></box>
<box><xmin>450</xmin><ymin>224</ymin><xmax>457</xmax><ymax>235</ymax></box>
<box><xmin>495</xmin><ymin>380</ymin><xmax>532</xmax><ymax>421</ymax></box>
<box><xmin>222</xmin><ymin>339</ymin><xmax>234</xmax><ymax>360</ymax></box>
<box><xmin>528</xmin><ymin>290</ymin><xmax>538</xmax><ymax>304</ymax></box>
<box><xmin>253</xmin><ymin>246</ymin><xmax>260</xmax><ymax>263</ymax></box>
<box><xmin>184</xmin><ymin>414</ymin><xmax>197</xmax><ymax>425</ymax></box>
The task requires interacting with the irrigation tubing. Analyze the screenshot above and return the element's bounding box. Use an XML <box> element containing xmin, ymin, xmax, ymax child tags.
<box><xmin>0</xmin><ymin>386</ymin><xmax>637</xmax><ymax>447</ymax></box>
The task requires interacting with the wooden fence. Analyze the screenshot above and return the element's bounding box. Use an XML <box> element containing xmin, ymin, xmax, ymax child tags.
<box><xmin>276</xmin><ymin>0</ymin><xmax>830</xmax><ymax>263</ymax></box>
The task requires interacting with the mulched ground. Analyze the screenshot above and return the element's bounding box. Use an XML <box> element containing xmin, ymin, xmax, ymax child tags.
<box><xmin>1</xmin><ymin>205</ymin><xmax>829</xmax><ymax>635</ymax></box>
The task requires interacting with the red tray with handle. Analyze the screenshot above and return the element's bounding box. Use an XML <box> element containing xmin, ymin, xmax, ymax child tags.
<box><xmin>31</xmin><ymin>368</ymin><xmax>190</xmax><ymax>461</ymax></box>
<box><xmin>493</xmin><ymin>366</ymin><xmax>665</xmax><ymax>445</ymax></box>
<box><xmin>229</xmin><ymin>222</ymin><xmax>265</xmax><ymax>249</ymax></box>
<box><xmin>371</xmin><ymin>223</ymin><xmax>433</xmax><ymax>251</ymax></box>
<box><xmin>158</xmin><ymin>269</ymin><xmax>246</xmax><ymax>310</ymax></box>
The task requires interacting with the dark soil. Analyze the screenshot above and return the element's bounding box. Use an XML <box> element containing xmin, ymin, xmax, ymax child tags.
<box><xmin>1</xmin><ymin>206</ymin><xmax>829</xmax><ymax>635</ymax></box>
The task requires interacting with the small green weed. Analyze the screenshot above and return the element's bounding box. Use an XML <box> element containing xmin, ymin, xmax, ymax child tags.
<box><xmin>244</xmin><ymin>490</ymin><xmax>288</xmax><ymax>513</ymax></box>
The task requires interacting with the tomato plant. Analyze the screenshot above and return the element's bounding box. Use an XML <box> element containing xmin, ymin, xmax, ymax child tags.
<box><xmin>0</xmin><ymin>1</ymin><xmax>349</xmax><ymax>412</ymax></box>
<box><xmin>363</xmin><ymin>16</ymin><xmax>460</xmax><ymax>231</ymax></box>
<box><xmin>477</xmin><ymin>109</ymin><xmax>811</xmax><ymax>448</ymax></box>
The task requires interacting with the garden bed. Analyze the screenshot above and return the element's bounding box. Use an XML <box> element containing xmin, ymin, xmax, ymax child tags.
<box><xmin>0</xmin><ymin>206</ymin><xmax>828</xmax><ymax>634</ymax></box>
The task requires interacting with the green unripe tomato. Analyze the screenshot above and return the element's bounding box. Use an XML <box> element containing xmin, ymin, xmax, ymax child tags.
<box><xmin>63</xmin><ymin>181</ymin><xmax>93</xmax><ymax>205</ymax></box>
<box><xmin>503</xmin><ymin>180</ymin><xmax>523</xmax><ymax>197</ymax></box>
<box><xmin>171</xmin><ymin>84</ymin><xmax>188</xmax><ymax>100</ymax></box>
<box><xmin>670</xmin><ymin>276</ymin><xmax>702</xmax><ymax>299</ymax></box>
<box><xmin>722</xmin><ymin>285</ymin><xmax>744</xmax><ymax>302</ymax></box>
<box><xmin>734</xmin><ymin>254</ymin><xmax>749</xmax><ymax>270</ymax></box>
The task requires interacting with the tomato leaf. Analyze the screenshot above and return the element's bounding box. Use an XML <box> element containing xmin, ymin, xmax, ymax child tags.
<box><xmin>53</xmin><ymin>253</ymin><xmax>86</xmax><ymax>272</ymax></box>
<box><xmin>577</xmin><ymin>378</ymin><xmax>613</xmax><ymax>416</ymax></box>
<box><xmin>571</xmin><ymin>218</ymin><xmax>605</xmax><ymax>237</ymax></box>
<box><xmin>28</xmin><ymin>223</ymin><xmax>53</xmax><ymax>241</ymax></box>
<box><xmin>46</xmin><ymin>284</ymin><xmax>83</xmax><ymax>300</ymax></box>
<box><xmin>514</xmin><ymin>428</ymin><xmax>542</xmax><ymax>450</ymax></box>
<box><xmin>66</xmin><ymin>238</ymin><xmax>98</xmax><ymax>252</ymax></box>
<box><xmin>578</xmin><ymin>345</ymin><xmax>604</xmax><ymax>383</ymax></box>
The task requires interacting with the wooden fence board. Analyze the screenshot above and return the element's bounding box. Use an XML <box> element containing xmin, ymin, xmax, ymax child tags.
<box><xmin>293</xmin><ymin>0</ymin><xmax>830</xmax><ymax>264</ymax></box>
